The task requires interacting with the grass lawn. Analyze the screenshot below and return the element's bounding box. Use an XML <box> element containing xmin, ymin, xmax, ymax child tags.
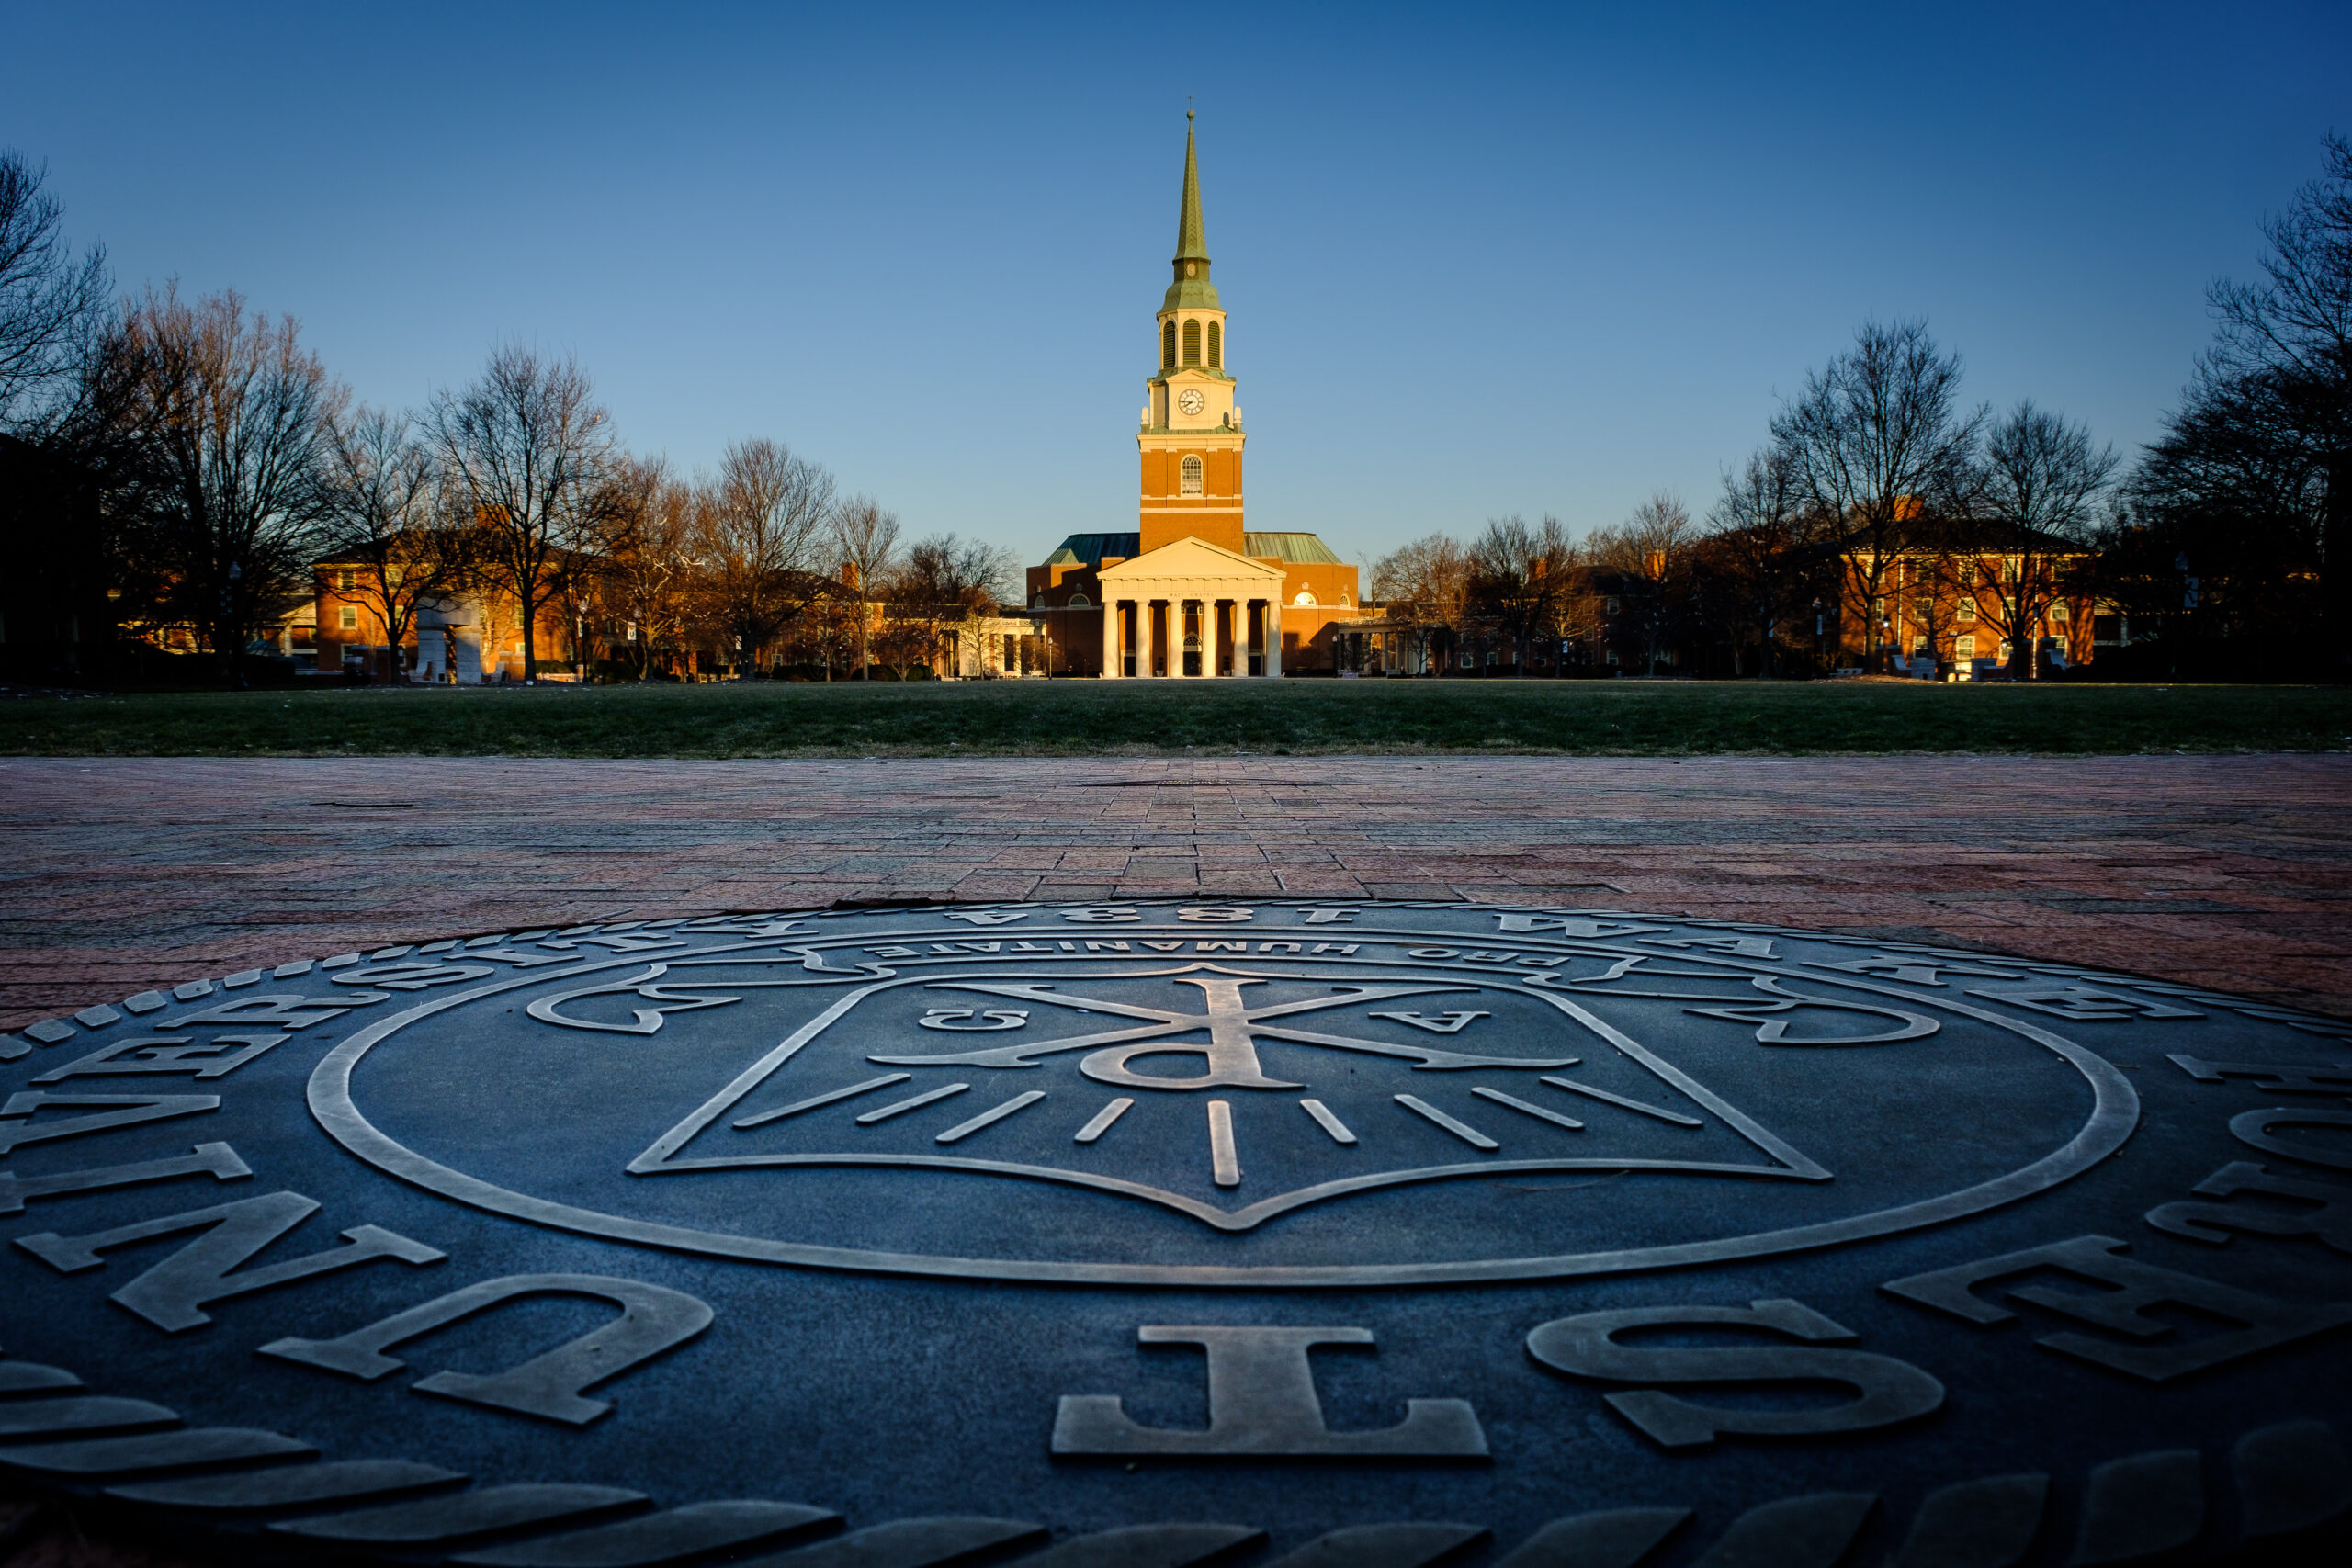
<box><xmin>5</xmin><ymin>678</ymin><xmax>2348</xmax><ymax>757</ymax></box>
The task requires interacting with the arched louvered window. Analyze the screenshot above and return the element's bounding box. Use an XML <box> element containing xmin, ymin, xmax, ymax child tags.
<box><xmin>1162</xmin><ymin>320</ymin><xmax>1176</xmax><ymax>368</ymax></box>
<box><xmin>1182</xmin><ymin>319</ymin><xmax>1201</xmax><ymax>366</ymax></box>
<box><xmin>1181</xmin><ymin>455</ymin><xmax>1204</xmax><ymax>496</ymax></box>
<box><xmin>1207</xmin><ymin>321</ymin><xmax>1221</xmax><ymax>368</ymax></box>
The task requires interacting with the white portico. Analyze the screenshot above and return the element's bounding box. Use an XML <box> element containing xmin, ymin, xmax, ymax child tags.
<box><xmin>1098</xmin><ymin>536</ymin><xmax>1284</xmax><ymax>679</ymax></box>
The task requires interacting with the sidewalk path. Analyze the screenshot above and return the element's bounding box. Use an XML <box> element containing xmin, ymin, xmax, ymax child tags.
<box><xmin>4</xmin><ymin>753</ymin><xmax>2347</xmax><ymax>1029</ymax></box>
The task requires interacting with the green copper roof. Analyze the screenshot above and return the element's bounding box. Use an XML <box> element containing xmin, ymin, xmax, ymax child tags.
<box><xmin>1176</xmin><ymin>113</ymin><xmax>1208</xmax><ymax>262</ymax></box>
<box><xmin>1243</xmin><ymin>532</ymin><xmax>1343</xmax><ymax>565</ymax></box>
<box><xmin>1162</xmin><ymin>114</ymin><xmax>1221</xmax><ymax>311</ymax></box>
<box><xmin>1043</xmin><ymin>534</ymin><xmax>1141</xmax><ymax>569</ymax></box>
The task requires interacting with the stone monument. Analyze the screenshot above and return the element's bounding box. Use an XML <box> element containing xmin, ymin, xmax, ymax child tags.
<box><xmin>2</xmin><ymin>901</ymin><xmax>2346</xmax><ymax>1563</ymax></box>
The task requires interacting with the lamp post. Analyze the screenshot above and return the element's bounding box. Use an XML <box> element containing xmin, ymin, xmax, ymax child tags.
<box><xmin>225</xmin><ymin>561</ymin><xmax>246</xmax><ymax>688</ymax></box>
<box><xmin>2174</xmin><ymin>551</ymin><xmax>2195</xmax><ymax>682</ymax></box>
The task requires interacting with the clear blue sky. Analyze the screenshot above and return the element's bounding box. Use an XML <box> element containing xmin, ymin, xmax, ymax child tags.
<box><xmin>6</xmin><ymin>2</ymin><xmax>2346</xmax><ymax>565</ymax></box>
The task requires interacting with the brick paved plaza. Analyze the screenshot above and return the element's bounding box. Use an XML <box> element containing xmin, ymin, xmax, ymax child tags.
<box><xmin>4</xmin><ymin>753</ymin><xmax>2347</xmax><ymax>1030</ymax></box>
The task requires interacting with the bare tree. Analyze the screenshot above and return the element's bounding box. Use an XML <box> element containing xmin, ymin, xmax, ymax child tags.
<box><xmin>605</xmin><ymin>456</ymin><xmax>697</xmax><ymax>680</ymax></box>
<box><xmin>0</xmin><ymin>151</ymin><xmax>109</xmax><ymax>433</ymax></box>
<box><xmin>2177</xmin><ymin>132</ymin><xmax>2352</xmax><ymax>654</ymax></box>
<box><xmin>693</xmin><ymin>437</ymin><xmax>836</xmax><ymax>675</ymax></box>
<box><xmin>831</xmin><ymin>494</ymin><xmax>900</xmax><ymax>680</ymax></box>
<box><xmin>107</xmin><ymin>285</ymin><xmax>345</xmax><ymax>678</ymax></box>
<box><xmin>1705</xmin><ymin>448</ymin><xmax>1814</xmax><ymax>677</ymax></box>
<box><xmin>1369</xmin><ymin>532</ymin><xmax>1469</xmax><ymax>673</ymax></box>
<box><xmin>320</xmin><ymin>407</ymin><xmax>460</xmax><ymax>680</ymax></box>
<box><xmin>428</xmin><ymin>345</ymin><xmax>617</xmax><ymax>682</ymax></box>
<box><xmin>1591</xmin><ymin>492</ymin><xmax>1697</xmax><ymax>675</ymax></box>
<box><xmin>790</xmin><ymin>581</ymin><xmax>864</xmax><ymax>682</ymax></box>
<box><xmin>1771</xmin><ymin>319</ymin><xmax>1984</xmax><ymax>671</ymax></box>
<box><xmin>883</xmin><ymin>533</ymin><xmax>1018</xmax><ymax>677</ymax></box>
<box><xmin>1970</xmin><ymin>400</ymin><xmax>2117</xmax><ymax>678</ymax></box>
<box><xmin>2128</xmin><ymin>367</ymin><xmax>2326</xmax><ymax>667</ymax></box>
<box><xmin>1466</xmin><ymin>514</ymin><xmax>1577</xmax><ymax>676</ymax></box>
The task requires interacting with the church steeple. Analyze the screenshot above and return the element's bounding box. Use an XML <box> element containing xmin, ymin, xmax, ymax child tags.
<box><xmin>1176</xmin><ymin>111</ymin><xmax>1208</xmax><ymax>265</ymax></box>
<box><xmin>1139</xmin><ymin>109</ymin><xmax>1241</xmax><ymax>556</ymax></box>
<box><xmin>1164</xmin><ymin>112</ymin><xmax>1219</xmax><ymax>310</ymax></box>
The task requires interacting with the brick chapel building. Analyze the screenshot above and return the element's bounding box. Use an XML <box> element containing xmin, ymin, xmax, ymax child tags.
<box><xmin>1024</xmin><ymin>115</ymin><xmax>1365</xmax><ymax>677</ymax></box>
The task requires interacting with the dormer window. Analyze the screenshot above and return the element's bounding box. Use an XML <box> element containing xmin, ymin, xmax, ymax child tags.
<box><xmin>1207</xmin><ymin>321</ymin><xmax>1221</xmax><ymax>368</ymax></box>
<box><xmin>1181</xmin><ymin>455</ymin><xmax>1204</xmax><ymax>496</ymax></box>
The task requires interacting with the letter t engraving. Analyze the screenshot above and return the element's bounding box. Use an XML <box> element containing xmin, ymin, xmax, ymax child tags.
<box><xmin>1051</xmin><ymin>1325</ymin><xmax>1487</xmax><ymax>1457</ymax></box>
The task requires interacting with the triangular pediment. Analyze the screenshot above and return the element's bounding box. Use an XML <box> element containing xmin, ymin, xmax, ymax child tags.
<box><xmin>1098</xmin><ymin>536</ymin><xmax>1286</xmax><ymax>582</ymax></box>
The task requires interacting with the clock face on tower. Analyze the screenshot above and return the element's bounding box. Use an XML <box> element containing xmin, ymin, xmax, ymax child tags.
<box><xmin>1177</xmin><ymin>389</ymin><xmax>1205</xmax><ymax>417</ymax></box>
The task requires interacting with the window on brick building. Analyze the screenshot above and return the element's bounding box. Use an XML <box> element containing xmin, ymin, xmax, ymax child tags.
<box><xmin>1954</xmin><ymin>634</ymin><xmax>1975</xmax><ymax>660</ymax></box>
<box><xmin>1181</xmin><ymin>455</ymin><xmax>1204</xmax><ymax>496</ymax></box>
<box><xmin>339</xmin><ymin>605</ymin><xmax>357</xmax><ymax>630</ymax></box>
<box><xmin>1956</xmin><ymin>599</ymin><xmax>1976</xmax><ymax>623</ymax></box>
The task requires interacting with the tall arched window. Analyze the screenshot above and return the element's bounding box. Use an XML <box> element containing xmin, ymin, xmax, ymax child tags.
<box><xmin>1182</xmin><ymin>319</ymin><xmax>1201</xmax><ymax>366</ymax></box>
<box><xmin>1207</xmin><ymin>321</ymin><xmax>1221</xmax><ymax>368</ymax></box>
<box><xmin>1181</xmin><ymin>455</ymin><xmax>1204</xmax><ymax>496</ymax></box>
<box><xmin>1162</xmin><ymin>320</ymin><xmax>1176</xmax><ymax>368</ymax></box>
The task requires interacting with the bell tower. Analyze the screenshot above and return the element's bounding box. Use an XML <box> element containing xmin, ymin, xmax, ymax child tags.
<box><xmin>1138</xmin><ymin>112</ymin><xmax>1245</xmax><ymax>556</ymax></box>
